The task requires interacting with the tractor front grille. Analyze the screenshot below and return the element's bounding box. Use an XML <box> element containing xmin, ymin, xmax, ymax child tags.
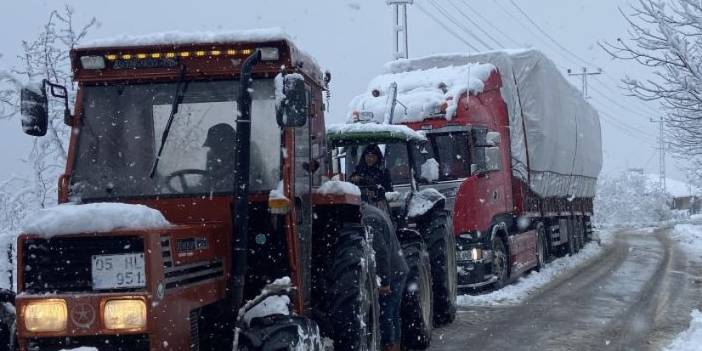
<box><xmin>22</xmin><ymin>236</ymin><xmax>144</xmax><ymax>293</ymax></box>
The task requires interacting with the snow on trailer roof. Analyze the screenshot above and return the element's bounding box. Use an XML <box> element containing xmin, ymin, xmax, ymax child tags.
<box><xmin>327</xmin><ymin>123</ymin><xmax>427</xmax><ymax>146</ymax></box>
<box><xmin>347</xmin><ymin>54</ymin><xmax>496</xmax><ymax>124</ymax></box>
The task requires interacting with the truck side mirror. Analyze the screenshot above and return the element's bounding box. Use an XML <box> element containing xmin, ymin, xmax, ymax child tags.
<box><xmin>20</xmin><ymin>82</ymin><xmax>49</xmax><ymax>136</ymax></box>
<box><xmin>276</xmin><ymin>74</ymin><xmax>308</xmax><ymax>128</ymax></box>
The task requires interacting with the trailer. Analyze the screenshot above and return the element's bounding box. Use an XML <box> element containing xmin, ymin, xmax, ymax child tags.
<box><xmin>348</xmin><ymin>49</ymin><xmax>602</xmax><ymax>289</ymax></box>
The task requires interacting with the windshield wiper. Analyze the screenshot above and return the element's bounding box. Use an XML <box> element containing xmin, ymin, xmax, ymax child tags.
<box><xmin>150</xmin><ymin>65</ymin><xmax>188</xmax><ymax>178</ymax></box>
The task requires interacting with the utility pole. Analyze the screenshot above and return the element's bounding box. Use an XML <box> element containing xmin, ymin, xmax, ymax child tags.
<box><xmin>567</xmin><ymin>67</ymin><xmax>602</xmax><ymax>98</ymax></box>
<box><xmin>650</xmin><ymin>118</ymin><xmax>667</xmax><ymax>192</ymax></box>
<box><xmin>387</xmin><ymin>0</ymin><xmax>413</xmax><ymax>59</ymax></box>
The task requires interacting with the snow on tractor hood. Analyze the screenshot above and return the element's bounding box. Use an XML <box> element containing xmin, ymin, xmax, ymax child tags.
<box><xmin>347</xmin><ymin>54</ymin><xmax>496</xmax><ymax>124</ymax></box>
<box><xmin>22</xmin><ymin>202</ymin><xmax>171</xmax><ymax>238</ymax></box>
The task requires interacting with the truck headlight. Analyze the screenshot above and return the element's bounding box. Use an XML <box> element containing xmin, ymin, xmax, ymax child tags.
<box><xmin>456</xmin><ymin>248</ymin><xmax>483</xmax><ymax>261</ymax></box>
<box><xmin>23</xmin><ymin>299</ymin><xmax>67</xmax><ymax>332</ymax></box>
<box><xmin>103</xmin><ymin>299</ymin><xmax>146</xmax><ymax>331</ymax></box>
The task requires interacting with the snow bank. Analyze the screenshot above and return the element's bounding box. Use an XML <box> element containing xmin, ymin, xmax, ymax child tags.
<box><xmin>316</xmin><ymin>180</ymin><xmax>361</xmax><ymax>196</ymax></box>
<box><xmin>79</xmin><ymin>28</ymin><xmax>290</xmax><ymax>48</ymax></box>
<box><xmin>327</xmin><ymin>123</ymin><xmax>426</xmax><ymax>142</ymax></box>
<box><xmin>595</xmin><ymin>171</ymin><xmax>672</xmax><ymax>226</ymax></box>
<box><xmin>457</xmin><ymin>239</ymin><xmax>605</xmax><ymax>306</ymax></box>
<box><xmin>22</xmin><ymin>203</ymin><xmax>170</xmax><ymax>237</ymax></box>
<box><xmin>348</xmin><ymin>59</ymin><xmax>495</xmax><ymax>123</ymax></box>
<box><xmin>671</xmin><ymin>223</ymin><xmax>702</xmax><ymax>260</ymax></box>
<box><xmin>664</xmin><ymin>310</ymin><xmax>702</xmax><ymax>351</ymax></box>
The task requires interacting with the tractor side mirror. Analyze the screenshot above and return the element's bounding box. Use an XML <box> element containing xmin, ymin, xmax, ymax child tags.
<box><xmin>276</xmin><ymin>74</ymin><xmax>308</xmax><ymax>128</ymax></box>
<box><xmin>20</xmin><ymin>82</ymin><xmax>49</xmax><ymax>136</ymax></box>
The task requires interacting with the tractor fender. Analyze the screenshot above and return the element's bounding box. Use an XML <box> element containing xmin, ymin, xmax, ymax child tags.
<box><xmin>407</xmin><ymin>188</ymin><xmax>446</xmax><ymax>219</ymax></box>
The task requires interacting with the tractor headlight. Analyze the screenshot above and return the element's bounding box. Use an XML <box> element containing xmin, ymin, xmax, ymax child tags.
<box><xmin>103</xmin><ymin>299</ymin><xmax>146</xmax><ymax>331</ymax></box>
<box><xmin>456</xmin><ymin>247</ymin><xmax>483</xmax><ymax>261</ymax></box>
<box><xmin>23</xmin><ymin>299</ymin><xmax>67</xmax><ymax>332</ymax></box>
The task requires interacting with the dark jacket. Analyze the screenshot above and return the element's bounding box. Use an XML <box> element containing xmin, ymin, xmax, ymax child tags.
<box><xmin>361</xmin><ymin>203</ymin><xmax>409</xmax><ymax>287</ymax></box>
<box><xmin>352</xmin><ymin>144</ymin><xmax>394</xmax><ymax>192</ymax></box>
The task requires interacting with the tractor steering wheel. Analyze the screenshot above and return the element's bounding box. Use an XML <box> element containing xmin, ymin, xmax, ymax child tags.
<box><xmin>165</xmin><ymin>169</ymin><xmax>210</xmax><ymax>193</ymax></box>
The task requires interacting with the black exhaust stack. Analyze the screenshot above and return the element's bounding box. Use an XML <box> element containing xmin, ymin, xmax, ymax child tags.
<box><xmin>230</xmin><ymin>50</ymin><xmax>262</xmax><ymax>317</ymax></box>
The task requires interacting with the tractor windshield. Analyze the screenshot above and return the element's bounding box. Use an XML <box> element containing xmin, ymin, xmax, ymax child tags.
<box><xmin>71</xmin><ymin>79</ymin><xmax>280</xmax><ymax>200</ymax></box>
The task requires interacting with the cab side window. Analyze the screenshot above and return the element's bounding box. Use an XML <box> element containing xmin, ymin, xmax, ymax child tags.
<box><xmin>430</xmin><ymin>132</ymin><xmax>472</xmax><ymax>181</ymax></box>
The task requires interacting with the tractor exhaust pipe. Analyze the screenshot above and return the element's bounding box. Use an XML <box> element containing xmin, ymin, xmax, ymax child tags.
<box><xmin>230</xmin><ymin>50</ymin><xmax>262</xmax><ymax>319</ymax></box>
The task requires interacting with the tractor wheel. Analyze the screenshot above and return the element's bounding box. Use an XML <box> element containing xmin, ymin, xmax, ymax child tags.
<box><xmin>423</xmin><ymin>210</ymin><xmax>457</xmax><ymax>326</ymax></box>
<box><xmin>239</xmin><ymin>315</ymin><xmax>323</xmax><ymax>351</ymax></box>
<box><xmin>0</xmin><ymin>293</ymin><xmax>15</xmax><ymax>351</ymax></box>
<box><xmin>492</xmin><ymin>236</ymin><xmax>509</xmax><ymax>289</ymax></box>
<box><xmin>535</xmin><ymin>224</ymin><xmax>547</xmax><ymax>271</ymax></box>
<box><xmin>327</xmin><ymin>224</ymin><xmax>380</xmax><ymax>351</ymax></box>
<box><xmin>401</xmin><ymin>239</ymin><xmax>433</xmax><ymax>350</ymax></box>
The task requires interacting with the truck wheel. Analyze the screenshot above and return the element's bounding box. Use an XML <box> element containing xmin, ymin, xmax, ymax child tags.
<box><xmin>401</xmin><ymin>239</ymin><xmax>433</xmax><ymax>350</ymax></box>
<box><xmin>239</xmin><ymin>315</ymin><xmax>323</xmax><ymax>351</ymax></box>
<box><xmin>328</xmin><ymin>224</ymin><xmax>380</xmax><ymax>351</ymax></box>
<box><xmin>535</xmin><ymin>224</ymin><xmax>547</xmax><ymax>271</ymax></box>
<box><xmin>566</xmin><ymin>221</ymin><xmax>576</xmax><ymax>256</ymax></box>
<box><xmin>492</xmin><ymin>237</ymin><xmax>509</xmax><ymax>289</ymax></box>
<box><xmin>423</xmin><ymin>211</ymin><xmax>457</xmax><ymax>326</ymax></box>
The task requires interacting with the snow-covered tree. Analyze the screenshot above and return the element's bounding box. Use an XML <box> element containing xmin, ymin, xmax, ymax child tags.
<box><xmin>595</xmin><ymin>170</ymin><xmax>672</xmax><ymax>226</ymax></box>
<box><xmin>0</xmin><ymin>7</ymin><xmax>95</xmax><ymax>234</ymax></box>
<box><xmin>601</xmin><ymin>0</ymin><xmax>702</xmax><ymax>161</ymax></box>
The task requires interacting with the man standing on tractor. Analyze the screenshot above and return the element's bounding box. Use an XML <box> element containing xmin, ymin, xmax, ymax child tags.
<box><xmin>362</xmin><ymin>202</ymin><xmax>408</xmax><ymax>351</ymax></box>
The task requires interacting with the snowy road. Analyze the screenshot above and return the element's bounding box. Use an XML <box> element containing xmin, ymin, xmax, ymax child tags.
<box><xmin>429</xmin><ymin>227</ymin><xmax>702</xmax><ymax>351</ymax></box>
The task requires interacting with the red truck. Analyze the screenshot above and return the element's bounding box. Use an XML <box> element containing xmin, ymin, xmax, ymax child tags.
<box><xmin>348</xmin><ymin>49</ymin><xmax>602</xmax><ymax>290</ymax></box>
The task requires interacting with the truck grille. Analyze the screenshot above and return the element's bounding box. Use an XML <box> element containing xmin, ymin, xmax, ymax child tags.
<box><xmin>27</xmin><ymin>334</ymin><xmax>149</xmax><ymax>351</ymax></box>
<box><xmin>23</xmin><ymin>236</ymin><xmax>144</xmax><ymax>293</ymax></box>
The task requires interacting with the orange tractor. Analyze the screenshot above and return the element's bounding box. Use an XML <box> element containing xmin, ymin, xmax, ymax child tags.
<box><xmin>13</xmin><ymin>31</ymin><xmax>383</xmax><ymax>350</ymax></box>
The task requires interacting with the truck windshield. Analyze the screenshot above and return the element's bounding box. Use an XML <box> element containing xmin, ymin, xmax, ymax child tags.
<box><xmin>71</xmin><ymin>79</ymin><xmax>280</xmax><ymax>200</ymax></box>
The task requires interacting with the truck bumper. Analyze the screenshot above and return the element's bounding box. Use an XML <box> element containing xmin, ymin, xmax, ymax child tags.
<box><xmin>456</xmin><ymin>258</ymin><xmax>497</xmax><ymax>289</ymax></box>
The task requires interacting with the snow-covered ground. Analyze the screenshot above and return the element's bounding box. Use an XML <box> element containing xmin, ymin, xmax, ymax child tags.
<box><xmin>660</xmin><ymin>222</ymin><xmax>702</xmax><ymax>350</ymax></box>
<box><xmin>664</xmin><ymin>310</ymin><xmax>702</xmax><ymax>351</ymax></box>
<box><xmin>457</xmin><ymin>230</ymin><xmax>613</xmax><ymax>306</ymax></box>
<box><xmin>670</xmin><ymin>222</ymin><xmax>702</xmax><ymax>261</ymax></box>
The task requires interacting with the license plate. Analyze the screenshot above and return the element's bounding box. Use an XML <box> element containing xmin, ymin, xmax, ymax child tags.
<box><xmin>91</xmin><ymin>253</ymin><xmax>146</xmax><ymax>290</ymax></box>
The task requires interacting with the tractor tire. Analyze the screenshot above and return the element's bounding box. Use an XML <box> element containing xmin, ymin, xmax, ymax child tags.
<box><xmin>0</xmin><ymin>292</ymin><xmax>15</xmax><ymax>351</ymax></box>
<box><xmin>422</xmin><ymin>210</ymin><xmax>457</xmax><ymax>326</ymax></box>
<box><xmin>535</xmin><ymin>224</ymin><xmax>547</xmax><ymax>271</ymax></box>
<box><xmin>327</xmin><ymin>224</ymin><xmax>381</xmax><ymax>351</ymax></box>
<box><xmin>492</xmin><ymin>236</ymin><xmax>510</xmax><ymax>289</ymax></box>
<box><xmin>239</xmin><ymin>315</ymin><xmax>323</xmax><ymax>351</ymax></box>
<box><xmin>401</xmin><ymin>239</ymin><xmax>433</xmax><ymax>350</ymax></box>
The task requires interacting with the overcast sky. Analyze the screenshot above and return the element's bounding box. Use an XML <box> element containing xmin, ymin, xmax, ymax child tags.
<box><xmin>0</xmin><ymin>0</ymin><xmax>688</xmax><ymax>183</ymax></box>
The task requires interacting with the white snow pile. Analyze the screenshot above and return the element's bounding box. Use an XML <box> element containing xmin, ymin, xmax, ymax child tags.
<box><xmin>664</xmin><ymin>310</ymin><xmax>702</xmax><ymax>351</ymax></box>
<box><xmin>326</xmin><ymin>123</ymin><xmax>427</xmax><ymax>142</ymax></box>
<box><xmin>670</xmin><ymin>223</ymin><xmax>702</xmax><ymax>260</ymax></box>
<box><xmin>407</xmin><ymin>189</ymin><xmax>445</xmax><ymax>218</ymax></box>
<box><xmin>420</xmin><ymin>158</ymin><xmax>439</xmax><ymax>182</ymax></box>
<box><xmin>79</xmin><ymin>28</ymin><xmax>290</xmax><ymax>48</ymax></box>
<box><xmin>457</xmin><ymin>239</ymin><xmax>606</xmax><ymax>306</ymax></box>
<box><xmin>316</xmin><ymin>180</ymin><xmax>361</xmax><ymax>196</ymax></box>
<box><xmin>268</xmin><ymin>181</ymin><xmax>287</xmax><ymax>200</ymax></box>
<box><xmin>348</xmin><ymin>54</ymin><xmax>495</xmax><ymax>123</ymax></box>
<box><xmin>22</xmin><ymin>202</ymin><xmax>171</xmax><ymax>237</ymax></box>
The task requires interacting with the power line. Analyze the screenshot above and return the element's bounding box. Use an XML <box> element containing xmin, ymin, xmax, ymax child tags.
<box><xmin>426</xmin><ymin>0</ymin><xmax>494</xmax><ymax>50</ymax></box>
<box><xmin>415</xmin><ymin>2</ymin><xmax>480</xmax><ymax>51</ymax></box>
<box><xmin>458</xmin><ymin>0</ymin><xmax>523</xmax><ymax>47</ymax></box>
<box><xmin>445</xmin><ymin>0</ymin><xmax>505</xmax><ymax>48</ymax></box>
